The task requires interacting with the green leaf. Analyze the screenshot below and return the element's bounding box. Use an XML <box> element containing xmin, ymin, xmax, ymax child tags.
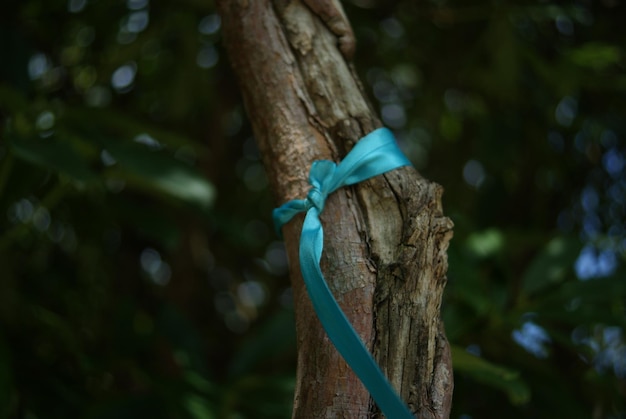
<box><xmin>451</xmin><ymin>345</ymin><xmax>531</xmax><ymax>405</ymax></box>
<box><xmin>522</xmin><ymin>236</ymin><xmax>582</xmax><ymax>295</ymax></box>
<box><xmin>104</xmin><ymin>140</ymin><xmax>215</xmax><ymax>210</ymax></box>
<box><xmin>466</xmin><ymin>228</ymin><xmax>505</xmax><ymax>258</ymax></box>
<box><xmin>566</xmin><ymin>43</ymin><xmax>622</xmax><ymax>71</ymax></box>
<box><xmin>10</xmin><ymin>135</ymin><xmax>98</xmax><ymax>183</ymax></box>
<box><xmin>184</xmin><ymin>393</ymin><xmax>216</xmax><ymax>419</ymax></box>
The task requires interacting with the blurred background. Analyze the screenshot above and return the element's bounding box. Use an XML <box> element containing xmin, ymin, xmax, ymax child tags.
<box><xmin>0</xmin><ymin>0</ymin><xmax>624</xmax><ymax>418</ymax></box>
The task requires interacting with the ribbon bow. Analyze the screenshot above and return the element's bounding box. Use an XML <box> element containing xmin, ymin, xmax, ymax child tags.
<box><xmin>273</xmin><ymin>128</ymin><xmax>414</xmax><ymax>418</ymax></box>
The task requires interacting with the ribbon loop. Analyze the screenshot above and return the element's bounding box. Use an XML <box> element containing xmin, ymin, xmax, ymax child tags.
<box><xmin>273</xmin><ymin>128</ymin><xmax>414</xmax><ymax>419</ymax></box>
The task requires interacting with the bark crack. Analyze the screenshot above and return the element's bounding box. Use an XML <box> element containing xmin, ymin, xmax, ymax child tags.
<box><xmin>218</xmin><ymin>1</ymin><xmax>453</xmax><ymax>416</ymax></box>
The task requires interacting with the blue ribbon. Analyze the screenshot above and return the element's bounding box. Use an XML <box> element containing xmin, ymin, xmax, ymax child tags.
<box><xmin>273</xmin><ymin>128</ymin><xmax>414</xmax><ymax>418</ymax></box>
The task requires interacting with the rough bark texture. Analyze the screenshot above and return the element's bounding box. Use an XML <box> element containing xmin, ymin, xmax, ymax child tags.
<box><xmin>217</xmin><ymin>1</ymin><xmax>454</xmax><ymax>417</ymax></box>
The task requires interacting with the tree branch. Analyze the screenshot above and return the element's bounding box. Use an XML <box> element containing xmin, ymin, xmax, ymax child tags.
<box><xmin>217</xmin><ymin>1</ymin><xmax>453</xmax><ymax>417</ymax></box>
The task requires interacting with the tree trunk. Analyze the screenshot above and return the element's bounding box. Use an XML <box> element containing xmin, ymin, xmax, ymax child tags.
<box><xmin>217</xmin><ymin>1</ymin><xmax>454</xmax><ymax>417</ymax></box>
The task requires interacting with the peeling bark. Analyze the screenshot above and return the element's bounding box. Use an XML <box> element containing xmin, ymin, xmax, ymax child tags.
<box><xmin>217</xmin><ymin>1</ymin><xmax>453</xmax><ymax>417</ymax></box>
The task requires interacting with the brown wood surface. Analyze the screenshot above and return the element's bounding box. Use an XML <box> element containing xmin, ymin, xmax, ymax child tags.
<box><xmin>217</xmin><ymin>1</ymin><xmax>454</xmax><ymax>417</ymax></box>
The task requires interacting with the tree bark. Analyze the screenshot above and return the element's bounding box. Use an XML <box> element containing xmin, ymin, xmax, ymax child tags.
<box><xmin>217</xmin><ymin>1</ymin><xmax>454</xmax><ymax>417</ymax></box>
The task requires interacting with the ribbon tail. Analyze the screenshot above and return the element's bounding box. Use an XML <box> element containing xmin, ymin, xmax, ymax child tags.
<box><xmin>299</xmin><ymin>209</ymin><xmax>414</xmax><ymax>419</ymax></box>
<box><xmin>272</xmin><ymin>199</ymin><xmax>309</xmax><ymax>237</ymax></box>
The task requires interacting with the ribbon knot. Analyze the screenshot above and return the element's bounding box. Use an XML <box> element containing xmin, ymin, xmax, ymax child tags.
<box><xmin>272</xmin><ymin>128</ymin><xmax>414</xmax><ymax>419</ymax></box>
<box><xmin>306</xmin><ymin>187</ymin><xmax>326</xmax><ymax>212</ymax></box>
<box><xmin>304</xmin><ymin>159</ymin><xmax>337</xmax><ymax>213</ymax></box>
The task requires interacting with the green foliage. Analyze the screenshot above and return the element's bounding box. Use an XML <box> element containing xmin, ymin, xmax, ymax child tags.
<box><xmin>451</xmin><ymin>345</ymin><xmax>530</xmax><ymax>405</ymax></box>
<box><xmin>350</xmin><ymin>0</ymin><xmax>626</xmax><ymax>416</ymax></box>
<box><xmin>522</xmin><ymin>236</ymin><xmax>581</xmax><ymax>295</ymax></box>
<box><xmin>566</xmin><ymin>43</ymin><xmax>622</xmax><ymax>71</ymax></box>
<box><xmin>0</xmin><ymin>1</ymin><xmax>293</xmax><ymax>418</ymax></box>
<box><xmin>1</xmin><ymin>0</ymin><xmax>625</xmax><ymax>418</ymax></box>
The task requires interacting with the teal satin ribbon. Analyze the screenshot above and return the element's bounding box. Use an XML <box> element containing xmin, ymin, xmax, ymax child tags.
<box><xmin>273</xmin><ymin>128</ymin><xmax>414</xmax><ymax>418</ymax></box>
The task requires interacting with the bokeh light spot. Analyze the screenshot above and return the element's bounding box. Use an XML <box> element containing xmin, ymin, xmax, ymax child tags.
<box><xmin>198</xmin><ymin>14</ymin><xmax>221</xmax><ymax>35</ymax></box>
<box><xmin>127</xmin><ymin>0</ymin><xmax>148</xmax><ymax>10</ymax></box>
<box><xmin>35</xmin><ymin>111</ymin><xmax>55</xmax><ymax>131</ymax></box>
<box><xmin>512</xmin><ymin>321</ymin><xmax>551</xmax><ymax>358</ymax></box>
<box><xmin>463</xmin><ymin>160</ymin><xmax>486</xmax><ymax>188</ymax></box>
<box><xmin>603</xmin><ymin>148</ymin><xmax>624</xmax><ymax>177</ymax></box>
<box><xmin>555</xmin><ymin>15</ymin><xmax>574</xmax><ymax>36</ymax></box>
<box><xmin>68</xmin><ymin>0</ymin><xmax>87</xmax><ymax>13</ymax></box>
<box><xmin>85</xmin><ymin>85</ymin><xmax>112</xmax><ymax>107</ymax></box>
<box><xmin>555</xmin><ymin>96</ymin><xmax>578</xmax><ymax>127</ymax></box>
<box><xmin>111</xmin><ymin>63</ymin><xmax>136</xmax><ymax>91</ymax></box>
<box><xmin>575</xmin><ymin>245</ymin><xmax>617</xmax><ymax>280</ymax></box>
<box><xmin>381</xmin><ymin>103</ymin><xmax>406</xmax><ymax>128</ymax></box>
<box><xmin>580</xmin><ymin>186</ymin><xmax>599</xmax><ymax>212</ymax></box>
<box><xmin>197</xmin><ymin>46</ymin><xmax>219</xmax><ymax>69</ymax></box>
<box><xmin>237</xmin><ymin>281</ymin><xmax>266</xmax><ymax>308</ymax></box>
<box><xmin>32</xmin><ymin>207</ymin><xmax>51</xmax><ymax>232</ymax></box>
<box><xmin>126</xmin><ymin>10</ymin><xmax>149</xmax><ymax>33</ymax></box>
<box><xmin>100</xmin><ymin>150</ymin><xmax>117</xmax><ymax>166</ymax></box>
<box><xmin>133</xmin><ymin>133</ymin><xmax>162</xmax><ymax>149</ymax></box>
<box><xmin>380</xmin><ymin>18</ymin><xmax>404</xmax><ymax>38</ymax></box>
<box><xmin>28</xmin><ymin>53</ymin><xmax>49</xmax><ymax>80</ymax></box>
<box><xmin>140</xmin><ymin>247</ymin><xmax>171</xmax><ymax>286</ymax></box>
